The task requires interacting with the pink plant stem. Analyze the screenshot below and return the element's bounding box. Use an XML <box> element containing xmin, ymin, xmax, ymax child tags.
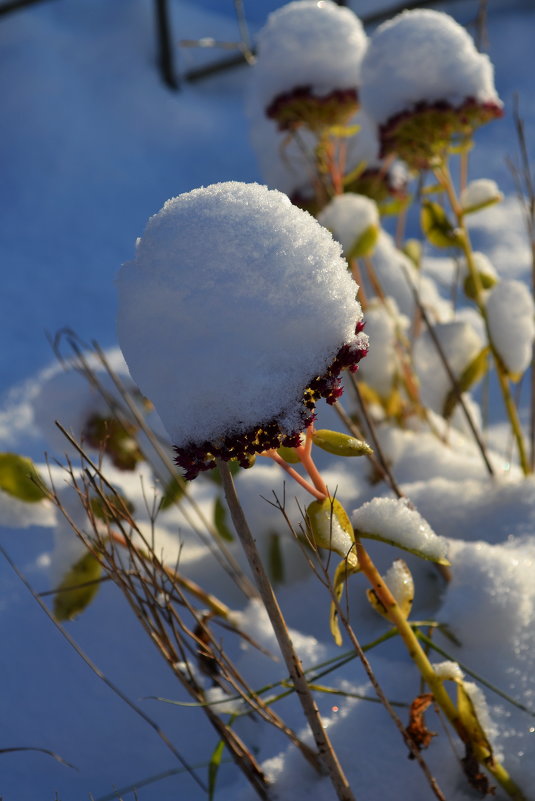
<box><xmin>267</xmin><ymin>451</ymin><xmax>326</xmax><ymax>501</ymax></box>
<box><xmin>295</xmin><ymin>438</ymin><xmax>329</xmax><ymax>498</ymax></box>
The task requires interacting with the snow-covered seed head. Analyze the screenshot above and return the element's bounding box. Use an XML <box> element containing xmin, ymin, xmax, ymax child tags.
<box><xmin>117</xmin><ymin>182</ymin><xmax>368</xmax><ymax>479</ymax></box>
<box><xmin>360</xmin><ymin>9</ymin><xmax>503</xmax><ymax>168</ymax></box>
<box><xmin>254</xmin><ymin>1</ymin><xmax>367</xmax><ymax>132</ymax></box>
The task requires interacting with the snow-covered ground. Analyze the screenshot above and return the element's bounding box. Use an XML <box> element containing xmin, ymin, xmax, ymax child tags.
<box><xmin>1</xmin><ymin>1</ymin><xmax>535</xmax><ymax>800</ymax></box>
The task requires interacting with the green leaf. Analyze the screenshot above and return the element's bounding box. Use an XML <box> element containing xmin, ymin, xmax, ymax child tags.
<box><xmin>268</xmin><ymin>532</ymin><xmax>285</xmax><ymax>585</ymax></box>
<box><xmin>342</xmin><ymin>160</ymin><xmax>367</xmax><ymax>187</ymax></box>
<box><xmin>313</xmin><ymin>429</ymin><xmax>372</xmax><ymax>457</ymax></box>
<box><xmin>378</xmin><ymin>194</ymin><xmax>411</xmax><ymax>217</ymax></box>
<box><xmin>463</xmin><ymin>270</ymin><xmax>498</xmax><ymax>301</ymax></box>
<box><xmin>276</xmin><ymin>445</ymin><xmax>301</xmax><ymax>464</ymax></box>
<box><xmin>402</xmin><ymin>239</ymin><xmax>422</xmax><ymax>270</ymax></box>
<box><xmin>0</xmin><ymin>453</ymin><xmax>47</xmax><ymax>503</ymax></box>
<box><xmin>420</xmin><ymin>201</ymin><xmax>461</xmax><ymax>249</ymax></box>
<box><xmin>208</xmin><ymin>737</ymin><xmax>227</xmax><ymax>801</ymax></box>
<box><xmin>53</xmin><ymin>550</ymin><xmax>103</xmax><ymax>621</ymax></box>
<box><xmin>357</xmin><ymin>529</ymin><xmax>451</xmax><ymax>566</ymax></box>
<box><xmin>307</xmin><ymin>498</ymin><xmax>358</xmax><ymax>565</ymax></box>
<box><xmin>422</xmin><ymin>183</ymin><xmax>446</xmax><ymax>196</ymax></box>
<box><xmin>213</xmin><ymin>496</ymin><xmax>234</xmax><ymax>542</ymax></box>
<box><xmin>328</xmin><ymin>123</ymin><xmax>361</xmax><ymax>138</ymax></box>
<box><xmin>158</xmin><ymin>476</ymin><xmax>187</xmax><ymax>510</ymax></box>
<box><xmin>89</xmin><ymin>491</ymin><xmax>134</xmax><ymax>523</ymax></box>
<box><xmin>347</xmin><ymin>223</ymin><xmax>380</xmax><ymax>260</ymax></box>
<box><xmin>330</xmin><ymin>557</ymin><xmax>360</xmax><ymax>646</ymax></box>
<box><xmin>456</xmin><ymin>682</ymin><xmax>493</xmax><ymax>760</ymax></box>
<box><xmin>443</xmin><ymin>347</ymin><xmax>490</xmax><ymax>419</ymax></box>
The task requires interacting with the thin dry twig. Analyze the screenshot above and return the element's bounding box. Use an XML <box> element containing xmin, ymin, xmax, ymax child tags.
<box><xmin>218</xmin><ymin>459</ymin><xmax>357</xmax><ymax>801</ymax></box>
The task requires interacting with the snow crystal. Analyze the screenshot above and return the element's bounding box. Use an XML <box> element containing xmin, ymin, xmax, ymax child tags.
<box><xmin>360</xmin><ymin>9</ymin><xmax>501</xmax><ymax>127</ymax></box>
<box><xmin>253</xmin><ymin>1</ymin><xmax>367</xmax><ymax>110</ymax></box>
<box><xmin>317</xmin><ymin>193</ymin><xmax>379</xmax><ymax>258</ymax></box>
<box><xmin>352</xmin><ymin>497</ymin><xmax>449</xmax><ymax>563</ymax></box>
<box><xmin>413</xmin><ymin>320</ymin><xmax>485</xmax><ymax>414</ymax></box>
<box><xmin>117</xmin><ymin>182</ymin><xmax>366</xmax><ymax>451</ymax></box>
<box><xmin>486</xmin><ymin>280</ymin><xmax>535</xmax><ymax>376</ymax></box>
<box><xmin>460</xmin><ymin>179</ymin><xmax>503</xmax><ymax>213</ymax></box>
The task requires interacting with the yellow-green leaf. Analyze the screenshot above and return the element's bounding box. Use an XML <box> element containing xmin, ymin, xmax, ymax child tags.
<box><xmin>456</xmin><ymin>682</ymin><xmax>493</xmax><ymax>760</ymax></box>
<box><xmin>330</xmin><ymin>557</ymin><xmax>360</xmax><ymax>646</ymax></box>
<box><xmin>268</xmin><ymin>532</ymin><xmax>285</xmax><ymax>585</ymax></box>
<box><xmin>421</xmin><ymin>201</ymin><xmax>461</xmax><ymax>249</ymax></box>
<box><xmin>214</xmin><ymin>496</ymin><xmax>234</xmax><ymax>542</ymax></box>
<box><xmin>328</xmin><ymin>123</ymin><xmax>361</xmax><ymax>138</ymax></box>
<box><xmin>158</xmin><ymin>476</ymin><xmax>187</xmax><ymax>510</ymax></box>
<box><xmin>53</xmin><ymin>551</ymin><xmax>102</xmax><ymax>621</ymax></box>
<box><xmin>443</xmin><ymin>347</ymin><xmax>490</xmax><ymax>419</ymax></box>
<box><xmin>463</xmin><ymin>270</ymin><xmax>498</xmax><ymax>300</ymax></box>
<box><xmin>307</xmin><ymin>497</ymin><xmax>357</xmax><ymax>564</ymax></box>
<box><xmin>0</xmin><ymin>453</ymin><xmax>47</xmax><ymax>503</ymax></box>
<box><xmin>378</xmin><ymin>193</ymin><xmax>411</xmax><ymax>217</ymax></box>
<box><xmin>347</xmin><ymin>223</ymin><xmax>380</xmax><ymax>260</ymax></box>
<box><xmin>402</xmin><ymin>239</ymin><xmax>422</xmax><ymax>270</ymax></box>
<box><xmin>313</xmin><ymin>429</ymin><xmax>373</xmax><ymax>457</ymax></box>
<box><xmin>276</xmin><ymin>445</ymin><xmax>301</xmax><ymax>464</ymax></box>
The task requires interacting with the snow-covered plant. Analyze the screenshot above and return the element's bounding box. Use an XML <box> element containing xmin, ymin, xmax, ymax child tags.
<box><xmin>360</xmin><ymin>9</ymin><xmax>503</xmax><ymax>169</ymax></box>
<box><xmin>117</xmin><ymin>182</ymin><xmax>368</xmax><ymax>479</ymax></box>
<box><xmin>252</xmin><ymin>0</ymin><xmax>367</xmax><ymax>134</ymax></box>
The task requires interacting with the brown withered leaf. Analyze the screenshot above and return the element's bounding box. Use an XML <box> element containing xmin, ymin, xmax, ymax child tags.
<box><xmin>406</xmin><ymin>693</ymin><xmax>437</xmax><ymax>757</ymax></box>
<box><xmin>461</xmin><ymin>744</ymin><xmax>496</xmax><ymax>796</ymax></box>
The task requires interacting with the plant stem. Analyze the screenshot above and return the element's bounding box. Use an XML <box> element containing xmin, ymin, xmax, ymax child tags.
<box><xmin>434</xmin><ymin>162</ymin><xmax>531</xmax><ymax>475</ymax></box>
<box><xmin>218</xmin><ymin>459</ymin><xmax>357</xmax><ymax>801</ymax></box>
<box><xmin>354</xmin><ymin>539</ymin><xmax>527</xmax><ymax>800</ymax></box>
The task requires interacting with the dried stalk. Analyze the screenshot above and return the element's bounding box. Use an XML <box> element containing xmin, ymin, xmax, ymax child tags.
<box><xmin>218</xmin><ymin>459</ymin><xmax>357</xmax><ymax>801</ymax></box>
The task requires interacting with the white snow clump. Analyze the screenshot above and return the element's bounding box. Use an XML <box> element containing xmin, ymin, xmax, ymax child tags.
<box><xmin>352</xmin><ymin>497</ymin><xmax>449</xmax><ymax>563</ymax></box>
<box><xmin>360</xmin><ymin>9</ymin><xmax>501</xmax><ymax>127</ymax></box>
<box><xmin>317</xmin><ymin>193</ymin><xmax>379</xmax><ymax>258</ymax></box>
<box><xmin>253</xmin><ymin>1</ymin><xmax>367</xmax><ymax>112</ymax></box>
<box><xmin>117</xmin><ymin>182</ymin><xmax>367</xmax><ymax>478</ymax></box>
<box><xmin>486</xmin><ymin>279</ymin><xmax>535</xmax><ymax>376</ymax></box>
<box><xmin>460</xmin><ymin>178</ymin><xmax>503</xmax><ymax>213</ymax></box>
<box><xmin>431</xmin><ymin>660</ymin><xmax>464</xmax><ymax>682</ymax></box>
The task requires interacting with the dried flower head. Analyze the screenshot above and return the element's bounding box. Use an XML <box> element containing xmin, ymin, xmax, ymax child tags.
<box><xmin>117</xmin><ymin>182</ymin><xmax>367</xmax><ymax>479</ymax></box>
<box><xmin>360</xmin><ymin>9</ymin><xmax>503</xmax><ymax>168</ymax></box>
<box><xmin>253</xmin><ymin>1</ymin><xmax>367</xmax><ymax>133</ymax></box>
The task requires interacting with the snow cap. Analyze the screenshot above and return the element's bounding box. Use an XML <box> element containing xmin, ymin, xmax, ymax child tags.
<box><xmin>117</xmin><ymin>182</ymin><xmax>367</xmax><ymax>478</ymax></box>
<box><xmin>253</xmin><ymin>1</ymin><xmax>367</xmax><ymax>131</ymax></box>
<box><xmin>360</xmin><ymin>9</ymin><xmax>502</xmax><ymax>166</ymax></box>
